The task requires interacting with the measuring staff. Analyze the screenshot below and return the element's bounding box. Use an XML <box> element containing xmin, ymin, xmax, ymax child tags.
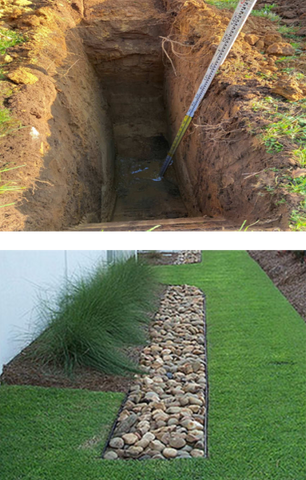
<box><xmin>159</xmin><ymin>0</ymin><xmax>258</xmax><ymax>178</ymax></box>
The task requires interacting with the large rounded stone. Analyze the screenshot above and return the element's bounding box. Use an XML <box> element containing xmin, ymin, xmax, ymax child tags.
<box><xmin>190</xmin><ymin>449</ymin><xmax>204</xmax><ymax>458</ymax></box>
<box><xmin>104</xmin><ymin>450</ymin><xmax>118</xmax><ymax>460</ymax></box>
<box><xmin>122</xmin><ymin>433</ymin><xmax>138</xmax><ymax>445</ymax></box>
<box><xmin>163</xmin><ymin>447</ymin><xmax>178</xmax><ymax>459</ymax></box>
<box><xmin>145</xmin><ymin>391</ymin><xmax>160</xmax><ymax>402</ymax></box>
<box><xmin>136</xmin><ymin>432</ymin><xmax>155</xmax><ymax>449</ymax></box>
<box><xmin>127</xmin><ymin>446</ymin><xmax>144</xmax><ymax>457</ymax></box>
<box><xmin>109</xmin><ymin>437</ymin><xmax>124</xmax><ymax>449</ymax></box>
<box><xmin>169</xmin><ymin>437</ymin><xmax>186</xmax><ymax>449</ymax></box>
<box><xmin>149</xmin><ymin>440</ymin><xmax>165</xmax><ymax>452</ymax></box>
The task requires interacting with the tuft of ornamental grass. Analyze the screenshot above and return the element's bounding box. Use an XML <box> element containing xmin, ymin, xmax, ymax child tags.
<box><xmin>30</xmin><ymin>258</ymin><xmax>159</xmax><ymax>376</ymax></box>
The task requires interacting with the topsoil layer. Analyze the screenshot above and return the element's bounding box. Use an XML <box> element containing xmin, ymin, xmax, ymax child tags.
<box><xmin>249</xmin><ymin>250</ymin><xmax>306</xmax><ymax>323</ymax></box>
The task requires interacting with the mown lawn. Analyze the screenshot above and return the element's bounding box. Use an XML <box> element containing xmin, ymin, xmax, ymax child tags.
<box><xmin>1</xmin><ymin>251</ymin><xmax>305</xmax><ymax>479</ymax></box>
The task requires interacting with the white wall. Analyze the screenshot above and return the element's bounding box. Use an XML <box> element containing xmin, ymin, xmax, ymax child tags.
<box><xmin>0</xmin><ymin>250</ymin><xmax>136</xmax><ymax>373</ymax></box>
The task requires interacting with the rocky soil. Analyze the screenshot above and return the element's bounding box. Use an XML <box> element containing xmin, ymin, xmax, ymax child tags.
<box><xmin>103</xmin><ymin>285</ymin><xmax>207</xmax><ymax>460</ymax></box>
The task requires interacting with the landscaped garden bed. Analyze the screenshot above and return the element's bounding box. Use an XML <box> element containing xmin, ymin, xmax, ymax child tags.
<box><xmin>1</xmin><ymin>251</ymin><xmax>306</xmax><ymax>480</ymax></box>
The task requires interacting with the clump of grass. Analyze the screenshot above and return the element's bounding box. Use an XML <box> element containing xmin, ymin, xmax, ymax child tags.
<box><xmin>293</xmin><ymin>148</ymin><xmax>306</xmax><ymax>166</ymax></box>
<box><xmin>277</xmin><ymin>25</ymin><xmax>296</xmax><ymax>36</ymax></box>
<box><xmin>205</xmin><ymin>0</ymin><xmax>238</xmax><ymax>9</ymax></box>
<box><xmin>262</xmin><ymin>114</ymin><xmax>306</xmax><ymax>153</ymax></box>
<box><xmin>252</xmin><ymin>4</ymin><xmax>281</xmax><ymax>22</ymax></box>
<box><xmin>0</xmin><ymin>29</ymin><xmax>25</xmax><ymax>55</ymax></box>
<box><xmin>0</xmin><ymin>108</ymin><xmax>19</xmax><ymax>137</ymax></box>
<box><xmin>205</xmin><ymin>0</ymin><xmax>281</xmax><ymax>20</ymax></box>
<box><xmin>30</xmin><ymin>259</ymin><xmax>159</xmax><ymax>376</ymax></box>
<box><xmin>287</xmin><ymin>176</ymin><xmax>306</xmax><ymax>196</ymax></box>
<box><xmin>0</xmin><ymin>164</ymin><xmax>25</xmax><ymax>207</ymax></box>
<box><xmin>250</xmin><ymin>97</ymin><xmax>306</xmax><ymax>158</ymax></box>
<box><xmin>290</xmin><ymin>202</ymin><xmax>306</xmax><ymax>231</ymax></box>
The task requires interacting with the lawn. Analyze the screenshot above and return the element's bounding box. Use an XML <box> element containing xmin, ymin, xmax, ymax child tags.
<box><xmin>1</xmin><ymin>251</ymin><xmax>306</xmax><ymax>479</ymax></box>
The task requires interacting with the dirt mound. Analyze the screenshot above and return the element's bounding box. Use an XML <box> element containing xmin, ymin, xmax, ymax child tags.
<box><xmin>249</xmin><ymin>250</ymin><xmax>306</xmax><ymax>323</ymax></box>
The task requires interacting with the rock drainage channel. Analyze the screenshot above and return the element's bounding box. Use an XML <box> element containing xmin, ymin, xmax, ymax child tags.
<box><xmin>103</xmin><ymin>284</ymin><xmax>207</xmax><ymax>460</ymax></box>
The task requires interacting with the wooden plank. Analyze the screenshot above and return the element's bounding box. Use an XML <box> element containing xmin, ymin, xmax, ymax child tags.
<box><xmin>71</xmin><ymin>216</ymin><xmax>236</xmax><ymax>232</ymax></box>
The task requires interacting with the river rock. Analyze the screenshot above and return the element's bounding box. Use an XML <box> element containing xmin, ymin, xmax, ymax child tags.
<box><xmin>104</xmin><ymin>450</ymin><xmax>118</xmax><ymax>460</ymax></box>
<box><xmin>109</xmin><ymin>437</ymin><xmax>124</xmax><ymax>449</ymax></box>
<box><xmin>122</xmin><ymin>433</ymin><xmax>138</xmax><ymax>445</ymax></box>
<box><xmin>163</xmin><ymin>447</ymin><xmax>178</xmax><ymax>458</ymax></box>
<box><xmin>104</xmin><ymin>282</ymin><xmax>207</xmax><ymax>460</ymax></box>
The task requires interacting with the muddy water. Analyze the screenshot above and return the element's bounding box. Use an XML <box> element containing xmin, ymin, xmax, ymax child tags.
<box><xmin>112</xmin><ymin>155</ymin><xmax>188</xmax><ymax>222</ymax></box>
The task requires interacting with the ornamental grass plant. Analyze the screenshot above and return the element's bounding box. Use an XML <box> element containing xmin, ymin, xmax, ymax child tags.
<box><xmin>30</xmin><ymin>258</ymin><xmax>159</xmax><ymax>376</ymax></box>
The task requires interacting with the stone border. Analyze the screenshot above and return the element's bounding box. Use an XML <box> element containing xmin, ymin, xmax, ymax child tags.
<box><xmin>102</xmin><ymin>285</ymin><xmax>208</xmax><ymax>460</ymax></box>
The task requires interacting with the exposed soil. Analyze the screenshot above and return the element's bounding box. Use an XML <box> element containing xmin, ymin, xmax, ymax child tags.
<box><xmin>249</xmin><ymin>250</ymin><xmax>306</xmax><ymax>323</ymax></box>
<box><xmin>0</xmin><ymin>345</ymin><xmax>133</xmax><ymax>392</ymax></box>
<box><xmin>0</xmin><ymin>0</ymin><xmax>306</xmax><ymax>230</ymax></box>
<box><xmin>262</xmin><ymin>0</ymin><xmax>306</xmax><ymax>34</ymax></box>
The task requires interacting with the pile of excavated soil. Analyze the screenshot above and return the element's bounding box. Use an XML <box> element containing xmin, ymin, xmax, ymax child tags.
<box><xmin>1</xmin><ymin>0</ymin><xmax>306</xmax><ymax>230</ymax></box>
<box><xmin>249</xmin><ymin>250</ymin><xmax>306</xmax><ymax>323</ymax></box>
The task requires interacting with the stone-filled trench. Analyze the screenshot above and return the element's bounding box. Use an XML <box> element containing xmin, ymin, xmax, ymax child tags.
<box><xmin>1</xmin><ymin>0</ymin><xmax>293</xmax><ymax>230</ymax></box>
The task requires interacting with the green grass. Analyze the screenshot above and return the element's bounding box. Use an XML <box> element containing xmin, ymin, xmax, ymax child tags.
<box><xmin>0</xmin><ymin>108</ymin><xmax>21</xmax><ymax>138</ymax></box>
<box><xmin>205</xmin><ymin>0</ymin><xmax>281</xmax><ymax>20</ymax></box>
<box><xmin>290</xmin><ymin>202</ymin><xmax>306</xmax><ymax>231</ymax></box>
<box><xmin>1</xmin><ymin>251</ymin><xmax>306</xmax><ymax>479</ymax></box>
<box><xmin>0</xmin><ymin>163</ymin><xmax>25</xmax><ymax>208</ymax></box>
<box><xmin>31</xmin><ymin>259</ymin><xmax>159</xmax><ymax>375</ymax></box>
<box><xmin>0</xmin><ymin>385</ymin><xmax>124</xmax><ymax>479</ymax></box>
<box><xmin>0</xmin><ymin>29</ymin><xmax>25</xmax><ymax>55</ymax></box>
<box><xmin>251</xmin><ymin>97</ymin><xmax>306</xmax><ymax>157</ymax></box>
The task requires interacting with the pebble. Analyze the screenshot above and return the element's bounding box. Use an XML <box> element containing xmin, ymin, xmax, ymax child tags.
<box><xmin>169</xmin><ymin>437</ymin><xmax>186</xmax><ymax>449</ymax></box>
<box><xmin>104</xmin><ymin>451</ymin><xmax>118</xmax><ymax>460</ymax></box>
<box><xmin>163</xmin><ymin>447</ymin><xmax>178</xmax><ymax>458</ymax></box>
<box><xmin>109</xmin><ymin>437</ymin><xmax>124</xmax><ymax>449</ymax></box>
<box><xmin>122</xmin><ymin>433</ymin><xmax>138</xmax><ymax>445</ymax></box>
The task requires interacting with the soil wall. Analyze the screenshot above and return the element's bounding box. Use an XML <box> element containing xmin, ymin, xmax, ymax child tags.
<box><xmin>0</xmin><ymin>2</ymin><xmax>115</xmax><ymax>230</ymax></box>
<box><xmin>163</xmin><ymin>0</ymin><xmax>291</xmax><ymax>227</ymax></box>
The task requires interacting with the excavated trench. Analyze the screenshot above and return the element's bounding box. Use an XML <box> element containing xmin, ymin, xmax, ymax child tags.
<box><xmin>1</xmin><ymin>0</ymin><xmax>295</xmax><ymax>230</ymax></box>
<box><xmin>79</xmin><ymin>0</ymin><xmax>189</xmax><ymax>223</ymax></box>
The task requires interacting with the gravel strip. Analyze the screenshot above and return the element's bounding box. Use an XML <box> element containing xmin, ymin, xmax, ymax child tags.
<box><xmin>103</xmin><ymin>284</ymin><xmax>207</xmax><ymax>460</ymax></box>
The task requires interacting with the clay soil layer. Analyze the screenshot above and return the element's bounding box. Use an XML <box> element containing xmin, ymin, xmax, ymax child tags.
<box><xmin>1</xmin><ymin>0</ymin><xmax>306</xmax><ymax>230</ymax></box>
